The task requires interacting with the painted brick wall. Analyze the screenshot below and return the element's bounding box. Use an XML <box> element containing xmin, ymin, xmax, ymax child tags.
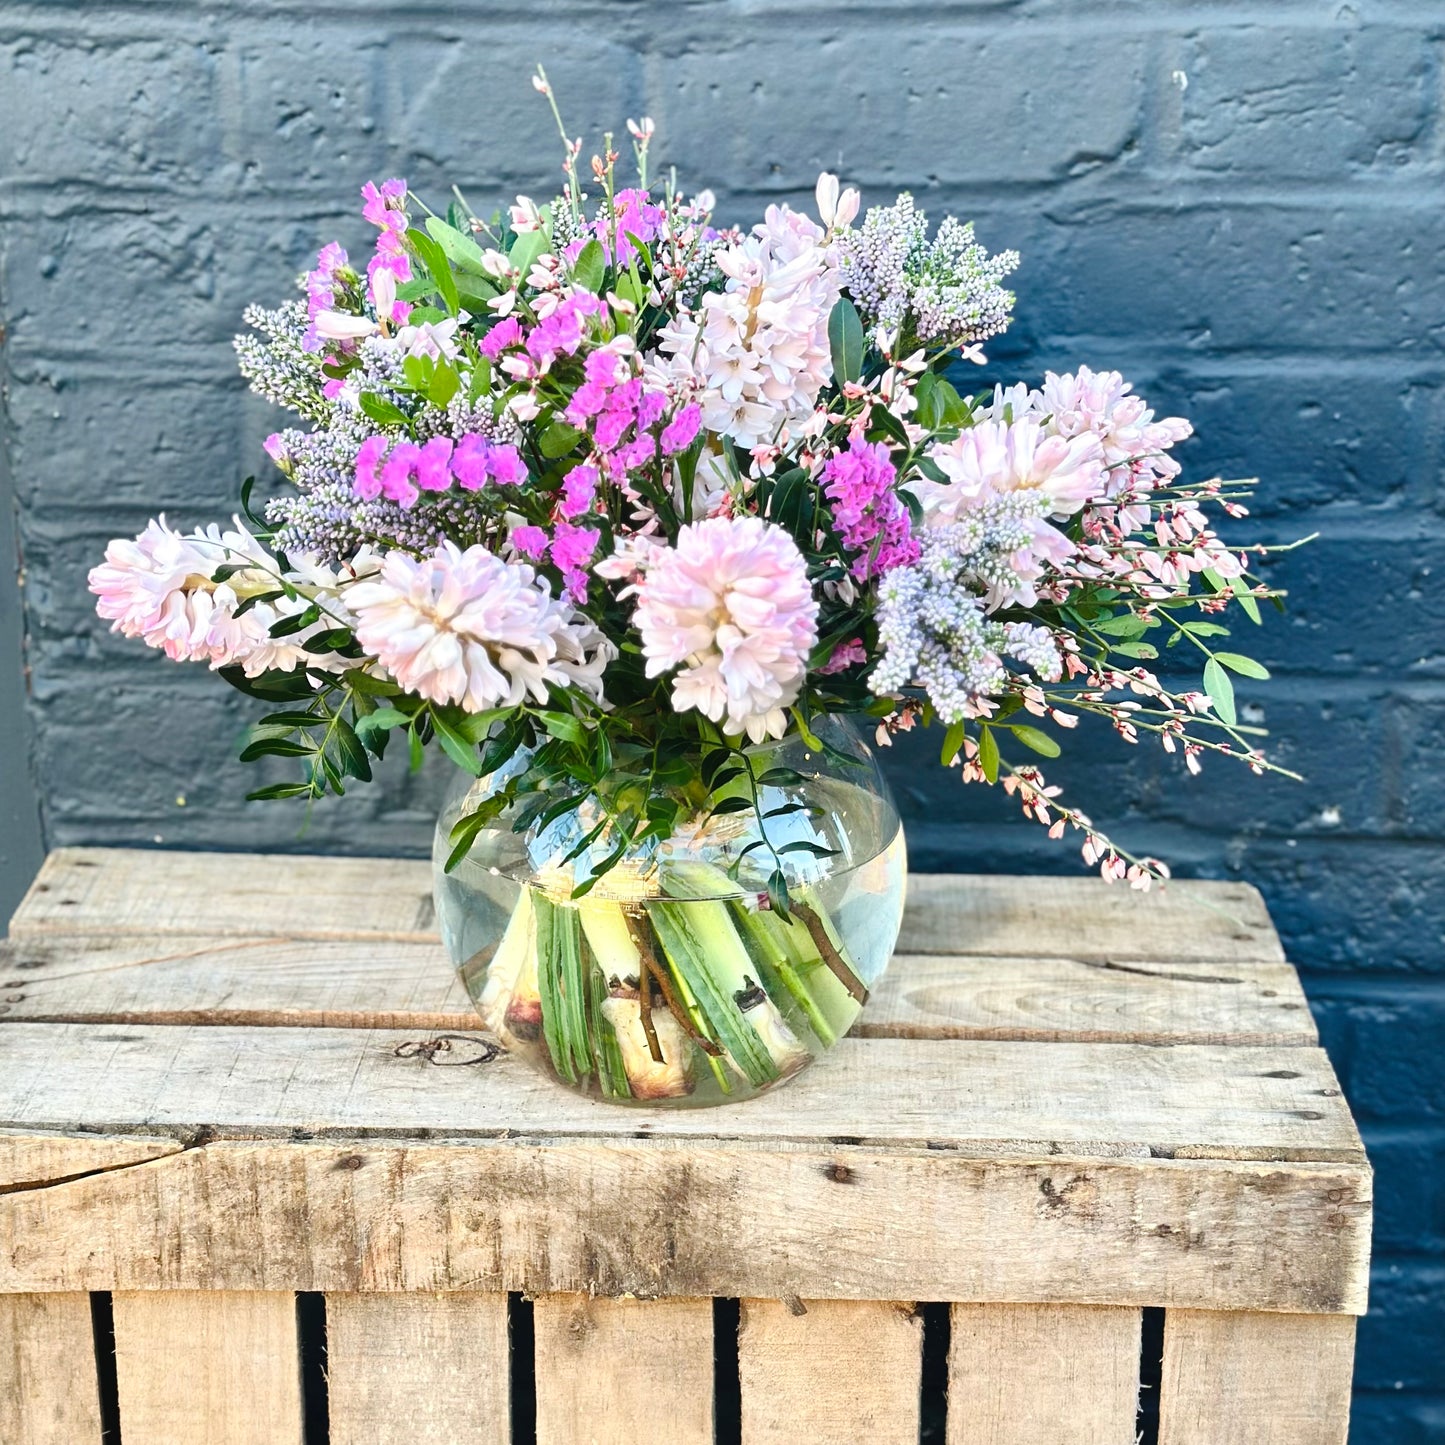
<box><xmin>1</xmin><ymin>3</ymin><xmax>1442</xmax><ymax>1435</ymax></box>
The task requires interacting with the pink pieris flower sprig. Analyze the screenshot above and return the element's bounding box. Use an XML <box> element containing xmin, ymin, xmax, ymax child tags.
<box><xmin>92</xmin><ymin>80</ymin><xmax>1303</xmax><ymax>897</ymax></box>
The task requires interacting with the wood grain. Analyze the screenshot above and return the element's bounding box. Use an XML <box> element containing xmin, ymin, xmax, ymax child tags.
<box><xmin>947</xmin><ymin>1303</ymin><xmax>1140</xmax><ymax>1444</ymax></box>
<box><xmin>0</xmin><ymin>935</ymin><xmax>1314</xmax><ymax>1046</ymax></box>
<box><xmin>532</xmin><ymin>1294</ymin><xmax>714</xmax><ymax>1445</ymax></box>
<box><xmin>739</xmin><ymin>1298</ymin><xmax>922</xmax><ymax>1444</ymax></box>
<box><xmin>0</xmin><ymin>1292</ymin><xmax>102</xmax><ymax>1445</ymax></box>
<box><xmin>326</xmin><ymin>1292</ymin><xmax>510</xmax><ymax>1445</ymax></box>
<box><xmin>112</xmin><ymin>1289</ymin><xmax>303</xmax><ymax>1444</ymax></box>
<box><xmin>1159</xmin><ymin>1310</ymin><xmax>1356</xmax><ymax>1444</ymax></box>
<box><xmin>0</xmin><ymin>1127</ymin><xmax>181</xmax><ymax>1189</ymax></box>
<box><xmin>0</xmin><ymin>1136</ymin><xmax>1371</xmax><ymax>1313</ymax></box>
<box><xmin>9</xmin><ymin>848</ymin><xmax>1283</xmax><ymax>963</ymax></box>
<box><xmin>0</xmin><ymin>1023</ymin><xmax>1362</xmax><ymax>1161</ymax></box>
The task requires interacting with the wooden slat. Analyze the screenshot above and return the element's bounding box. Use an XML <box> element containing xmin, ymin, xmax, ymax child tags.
<box><xmin>0</xmin><ymin>1127</ymin><xmax>182</xmax><ymax>1188</ymax></box>
<box><xmin>326</xmin><ymin>1292</ymin><xmax>510</xmax><ymax>1445</ymax></box>
<box><xmin>858</xmin><ymin>953</ymin><xmax>1314</xmax><ymax>1045</ymax></box>
<box><xmin>739</xmin><ymin>1298</ymin><xmax>921</xmax><ymax>1444</ymax></box>
<box><xmin>0</xmin><ymin>936</ymin><xmax>1314</xmax><ymax>1045</ymax></box>
<box><xmin>1159</xmin><ymin>1310</ymin><xmax>1356</xmax><ymax>1444</ymax></box>
<box><xmin>112</xmin><ymin>1289</ymin><xmax>303</xmax><ymax>1444</ymax></box>
<box><xmin>947</xmin><ymin>1303</ymin><xmax>1139</xmax><ymax>1444</ymax></box>
<box><xmin>900</xmin><ymin>873</ymin><xmax>1283</xmax><ymax>962</ymax></box>
<box><xmin>0</xmin><ymin>1136</ymin><xmax>1371</xmax><ymax>1313</ymax></box>
<box><xmin>10</xmin><ymin>848</ymin><xmax>1283</xmax><ymax>963</ymax></box>
<box><xmin>532</xmin><ymin>1294</ymin><xmax>714</xmax><ymax>1445</ymax></box>
<box><xmin>0</xmin><ymin>1292</ymin><xmax>102</xmax><ymax>1445</ymax></box>
<box><xmin>0</xmin><ymin>1024</ymin><xmax>1362</xmax><ymax>1160</ymax></box>
<box><xmin>10</xmin><ymin>847</ymin><xmax>434</xmax><ymax>943</ymax></box>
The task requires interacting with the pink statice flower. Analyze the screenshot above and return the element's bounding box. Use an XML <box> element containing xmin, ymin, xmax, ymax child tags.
<box><xmin>559</xmin><ymin>464</ymin><xmax>599</xmax><ymax>520</ymax></box>
<box><xmin>818</xmin><ymin>637</ymin><xmax>868</xmax><ymax>675</ymax></box>
<box><xmin>480</xmin><ymin>316</ymin><xmax>523</xmax><ymax>360</ymax></box>
<box><xmin>353</xmin><ymin>435</ymin><xmax>389</xmax><ymax>500</ymax></box>
<box><xmin>486</xmin><ymin>444</ymin><xmax>528</xmax><ymax>487</ymax></box>
<box><xmin>451</xmin><ymin>434</ymin><xmax>491</xmax><ymax>491</ymax></box>
<box><xmin>347</xmin><ymin>542</ymin><xmax>610</xmax><ymax>711</ymax></box>
<box><xmin>415</xmin><ymin>437</ymin><xmax>455</xmax><ymax>492</ymax></box>
<box><xmin>551</xmin><ymin>521</ymin><xmax>600</xmax><ymax>601</ymax></box>
<box><xmin>631</xmin><ymin>516</ymin><xmax>818</xmax><ymax>743</ymax></box>
<box><xmin>660</xmin><ymin>404</ymin><xmax>702</xmax><ymax>456</ymax></box>
<box><xmin>596</xmin><ymin>188</ymin><xmax>666</xmax><ymax>265</ymax></box>
<box><xmin>361</xmin><ymin>178</ymin><xmax>408</xmax><ymax>228</ymax></box>
<box><xmin>510</xmin><ymin>525</ymin><xmax>549</xmax><ymax>560</ymax></box>
<box><xmin>821</xmin><ymin>434</ymin><xmax>919</xmax><ymax>580</ymax></box>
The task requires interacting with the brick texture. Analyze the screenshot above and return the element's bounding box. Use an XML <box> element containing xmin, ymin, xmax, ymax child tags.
<box><xmin>1</xmin><ymin>7</ymin><xmax>1441</xmax><ymax>1437</ymax></box>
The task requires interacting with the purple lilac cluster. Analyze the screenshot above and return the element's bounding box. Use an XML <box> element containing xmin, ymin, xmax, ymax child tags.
<box><xmin>821</xmin><ymin>435</ymin><xmax>919</xmax><ymax>581</ymax></box>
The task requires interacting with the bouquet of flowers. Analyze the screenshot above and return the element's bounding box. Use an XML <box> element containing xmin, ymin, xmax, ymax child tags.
<box><xmin>90</xmin><ymin>79</ymin><xmax>1296</xmax><ymax>1104</ymax></box>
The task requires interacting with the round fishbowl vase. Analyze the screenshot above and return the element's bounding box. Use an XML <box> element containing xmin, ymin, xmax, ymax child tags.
<box><xmin>433</xmin><ymin>716</ymin><xmax>907</xmax><ymax>1107</ymax></box>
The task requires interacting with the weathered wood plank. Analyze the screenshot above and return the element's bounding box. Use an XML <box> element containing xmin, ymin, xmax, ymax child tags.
<box><xmin>532</xmin><ymin>1295</ymin><xmax>714</xmax><ymax>1445</ymax></box>
<box><xmin>0</xmin><ymin>1292</ymin><xmax>102</xmax><ymax>1445</ymax></box>
<box><xmin>739</xmin><ymin>1298</ymin><xmax>921</xmax><ymax>1444</ymax></box>
<box><xmin>900</xmin><ymin>873</ymin><xmax>1283</xmax><ymax>962</ymax></box>
<box><xmin>10</xmin><ymin>847</ymin><xmax>435</xmax><ymax>943</ymax></box>
<box><xmin>858</xmin><ymin>953</ymin><xmax>1313</xmax><ymax>1045</ymax></box>
<box><xmin>0</xmin><ymin>1024</ymin><xmax>1362</xmax><ymax>1160</ymax></box>
<box><xmin>0</xmin><ymin>1127</ymin><xmax>182</xmax><ymax>1189</ymax></box>
<box><xmin>112</xmin><ymin>1289</ymin><xmax>303</xmax><ymax>1444</ymax></box>
<box><xmin>0</xmin><ymin>1137</ymin><xmax>1372</xmax><ymax>1313</ymax></box>
<box><xmin>1158</xmin><ymin>1310</ymin><xmax>1356</xmax><ymax>1444</ymax></box>
<box><xmin>947</xmin><ymin>1303</ymin><xmax>1140</xmax><ymax>1444</ymax></box>
<box><xmin>10</xmin><ymin>848</ymin><xmax>1283</xmax><ymax>963</ymax></box>
<box><xmin>0</xmin><ymin>935</ymin><xmax>1314</xmax><ymax>1046</ymax></box>
<box><xmin>326</xmin><ymin>1292</ymin><xmax>510</xmax><ymax>1445</ymax></box>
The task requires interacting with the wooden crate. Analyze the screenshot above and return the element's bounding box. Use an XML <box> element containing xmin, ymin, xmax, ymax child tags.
<box><xmin>0</xmin><ymin>848</ymin><xmax>1369</xmax><ymax>1444</ymax></box>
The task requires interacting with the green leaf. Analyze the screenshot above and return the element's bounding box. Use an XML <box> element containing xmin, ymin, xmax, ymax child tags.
<box><xmin>1231</xmin><ymin>575</ymin><xmax>1263</xmax><ymax>624</ymax></box>
<box><xmin>539</xmin><ymin>421</ymin><xmax>585</xmax><ymax>458</ymax></box>
<box><xmin>332</xmin><ymin>718</ymin><xmax>373</xmax><ymax>782</ymax></box>
<box><xmin>1111</xmin><ymin>641</ymin><xmax>1159</xmax><ymax>660</ymax></box>
<box><xmin>431</xmin><ymin>710</ymin><xmax>482</xmax><ymax>774</ymax></box>
<box><xmin>407</xmin><ymin>725</ymin><xmax>425</xmax><ymax>772</ymax></box>
<box><xmin>790</xmin><ymin>709</ymin><xmax>824</xmax><ymax>752</ymax></box>
<box><xmin>708</xmin><ymin>796</ymin><xmax>756</xmax><ymax>818</ymax></box>
<box><xmin>239</xmin><ymin>736</ymin><xmax>315</xmax><ymax>763</ymax></box>
<box><xmin>1005</xmin><ymin>724</ymin><xmax>1061</xmax><ymax>759</ymax></box>
<box><xmin>940</xmin><ymin>720</ymin><xmax>966</xmax><ymax>767</ymax></box>
<box><xmin>508</xmin><ymin>229</ymin><xmax>547</xmax><ymax>276</ymax></box>
<box><xmin>1203</xmin><ymin>657</ymin><xmax>1237</xmax><ymax>725</ymax></box>
<box><xmin>978</xmin><ymin>725</ymin><xmax>1000</xmax><ymax>784</ymax></box>
<box><xmin>756</xmin><ymin>767</ymin><xmax>807</xmax><ymax>787</ymax></box>
<box><xmin>827</xmin><ymin>297</ymin><xmax>865</xmax><ymax>384</ymax></box>
<box><xmin>571</xmin><ymin>238</ymin><xmax>607</xmax><ymax>293</ymax></box>
<box><xmin>777</xmin><ymin>840</ymin><xmax>840</xmax><ymax>859</ymax></box>
<box><xmin>766</xmin><ymin>869</ymin><xmax>792</xmax><ymax>921</ymax></box>
<box><xmin>537</xmin><ymin>711</ymin><xmax>586</xmax><ymax>744</ymax></box>
<box><xmin>407</xmin><ymin>227</ymin><xmax>460</xmax><ymax>315</ymax></box>
<box><xmin>427</xmin><ymin>359</ymin><xmax>461</xmax><ymax>408</ymax></box>
<box><xmin>1214</xmin><ymin>651</ymin><xmax>1271</xmax><ymax>680</ymax></box>
<box><xmin>424</xmin><ymin>216</ymin><xmax>492</xmax><ymax>276</ymax></box>
<box><xmin>245</xmin><ymin>782</ymin><xmax>316</xmax><ymax>802</ymax></box>
<box><xmin>358</xmin><ymin>393</ymin><xmax>409</xmax><ymax>429</ymax></box>
<box><xmin>1093</xmin><ymin>614</ymin><xmax>1151</xmax><ymax>638</ymax></box>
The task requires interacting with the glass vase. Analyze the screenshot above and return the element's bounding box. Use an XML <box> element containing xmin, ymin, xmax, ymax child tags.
<box><xmin>432</xmin><ymin>715</ymin><xmax>906</xmax><ymax>1107</ymax></box>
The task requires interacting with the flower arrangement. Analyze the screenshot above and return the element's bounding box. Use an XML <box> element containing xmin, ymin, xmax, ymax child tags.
<box><xmin>90</xmin><ymin>80</ymin><xmax>1299</xmax><ymax>1102</ymax></box>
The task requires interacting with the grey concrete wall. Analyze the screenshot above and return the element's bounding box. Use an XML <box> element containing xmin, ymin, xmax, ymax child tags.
<box><xmin>0</xmin><ymin>5</ymin><xmax>1442</xmax><ymax>1435</ymax></box>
